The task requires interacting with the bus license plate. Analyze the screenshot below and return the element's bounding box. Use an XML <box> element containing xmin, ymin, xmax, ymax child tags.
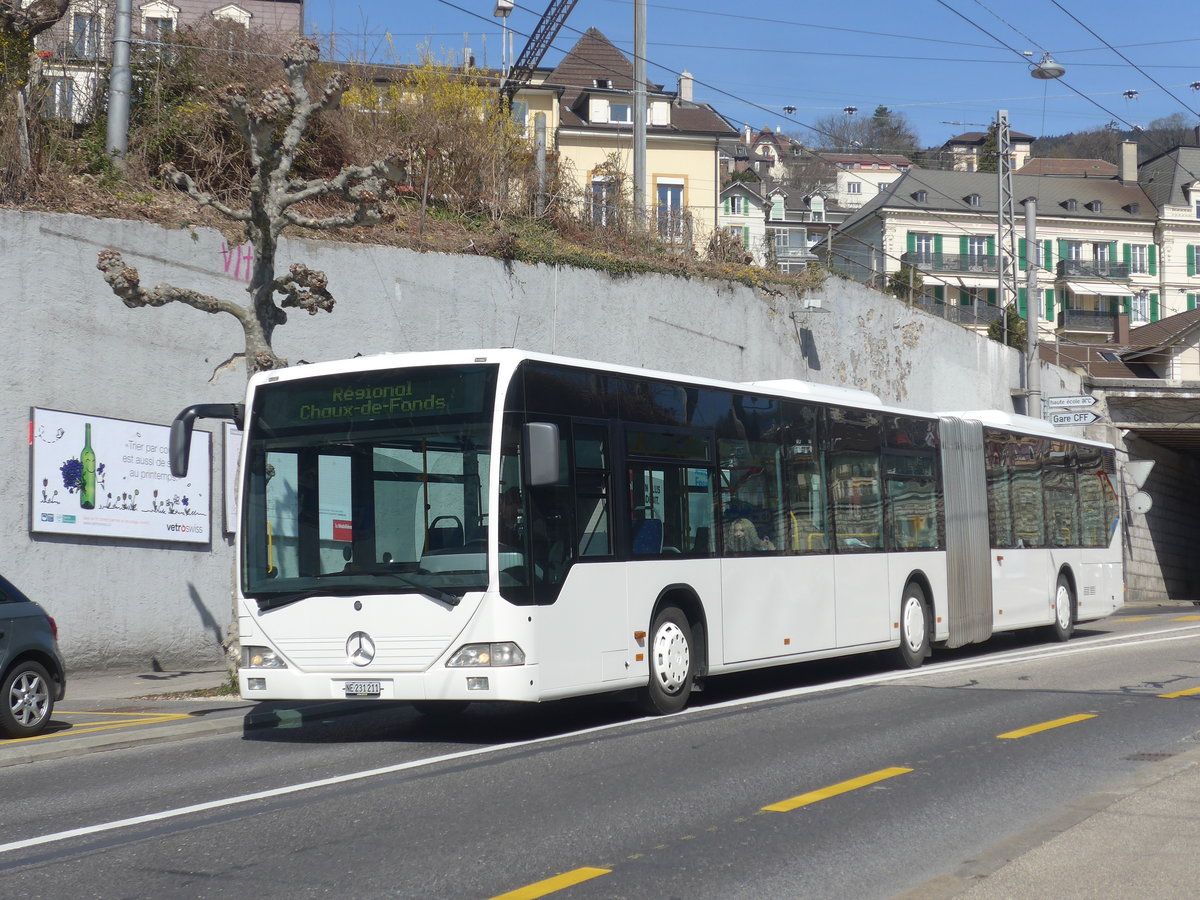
<box><xmin>344</xmin><ymin>680</ymin><xmax>381</xmax><ymax>697</ymax></box>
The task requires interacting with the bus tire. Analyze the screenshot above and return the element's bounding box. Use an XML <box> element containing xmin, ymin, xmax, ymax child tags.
<box><xmin>1046</xmin><ymin>575</ymin><xmax>1075</xmax><ymax>642</ymax></box>
<box><xmin>894</xmin><ymin>582</ymin><xmax>930</xmax><ymax>669</ymax></box>
<box><xmin>637</xmin><ymin>606</ymin><xmax>695</xmax><ymax>715</ymax></box>
<box><xmin>411</xmin><ymin>700</ymin><xmax>471</xmax><ymax>717</ymax></box>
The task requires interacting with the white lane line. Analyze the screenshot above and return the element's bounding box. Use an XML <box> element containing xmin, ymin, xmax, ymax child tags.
<box><xmin>4</xmin><ymin>624</ymin><xmax>1199</xmax><ymax>856</ymax></box>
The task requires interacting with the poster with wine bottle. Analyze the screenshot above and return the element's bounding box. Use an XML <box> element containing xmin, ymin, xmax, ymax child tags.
<box><xmin>30</xmin><ymin>408</ymin><xmax>212</xmax><ymax>544</ymax></box>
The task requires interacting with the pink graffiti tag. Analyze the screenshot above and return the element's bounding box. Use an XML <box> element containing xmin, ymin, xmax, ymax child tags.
<box><xmin>220</xmin><ymin>242</ymin><xmax>254</xmax><ymax>281</ymax></box>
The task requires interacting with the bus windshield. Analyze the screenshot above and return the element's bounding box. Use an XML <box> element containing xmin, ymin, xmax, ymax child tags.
<box><xmin>240</xmin><ymin>365</ymin><xmax>498</xmax><ymax>606</ymax></box>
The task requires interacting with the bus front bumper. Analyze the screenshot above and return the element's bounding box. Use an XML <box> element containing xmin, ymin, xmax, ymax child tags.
<box><xmin>238</xmin><ymin>663</ymin><xmax>540</xmax><ymax>703</ymax></box>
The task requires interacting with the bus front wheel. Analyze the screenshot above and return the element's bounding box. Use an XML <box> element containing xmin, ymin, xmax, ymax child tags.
<box><xmin>1046</xmin><ymin>575</ymin><xmax>1075</xmax><ymax>642</ymax></box>
<box><xmin>894</xmin><ymin>583</ymin><xmax>930</xmax><ymax>669</ymax></box>
<box><xmin>637</xmin><ymin>607</ymin><xmax>695</xmax><ymax>715</ymax></box>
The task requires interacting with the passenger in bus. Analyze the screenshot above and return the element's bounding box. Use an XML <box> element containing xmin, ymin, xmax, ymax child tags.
<box><xmin>725</xmin><ymin>517</ymin><xmax>775</xmax><ymax>552</ymax></box>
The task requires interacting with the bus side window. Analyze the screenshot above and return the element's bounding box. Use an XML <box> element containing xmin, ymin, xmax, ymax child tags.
<box><xmin>781</xmin><ymin>401</ymin><xmax>826</xmax><ymax>553</ymax></box>
<box><xmin>574</xmin><ymin>424</ymin><xmax>611</xmax><ymax>557</ymax></box>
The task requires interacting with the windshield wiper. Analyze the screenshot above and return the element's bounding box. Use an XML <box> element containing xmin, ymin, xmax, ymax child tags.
<box><xmin>368</xmin><ymin>571</ymin><xmax>461</xmax><ymax>606</ymax></box>
<box><xmin>255</xmin><ymin>585</ymin><xmax>360</xmax><ymax>612</ymax></box>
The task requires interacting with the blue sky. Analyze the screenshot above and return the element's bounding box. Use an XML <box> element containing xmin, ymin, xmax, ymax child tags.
<box><xmin>307</xmin><ymin>1</ymin><xmax>1200</xmax><ymax>148</ymax></box>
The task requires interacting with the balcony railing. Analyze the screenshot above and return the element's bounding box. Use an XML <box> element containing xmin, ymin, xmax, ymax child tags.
<box><xmin>775</xmin><ymin>245</ymin><xmax>813</xmax><ymax>260</ymax></box>
<box><xmin>1057</xmin><ymin>309</ymin><xmax>1117</xmax><ymax>333</ymax></box>
<box><xmin>1056</xmin><ymin>259</ymin><xmax>1131</xmax><ymax>280</ymax></box>
<box><xmin>901</xmin><ymin>252</ymin><xmax>997</xmax><ymax>275</ymax></box>
<box><xmin>910</xmin><ymin>296</ymin><xmax>1006</xmax><ymax>327</ymax></box>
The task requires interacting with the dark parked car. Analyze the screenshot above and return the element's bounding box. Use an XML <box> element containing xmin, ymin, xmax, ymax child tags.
<box><xmin>0</xmin><ymin>574</ymin><xmax>67</xmax><ymax>738</ymax></box>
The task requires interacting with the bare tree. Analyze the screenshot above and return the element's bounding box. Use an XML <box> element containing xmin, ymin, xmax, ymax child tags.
<box><xmin>0</xmin><ymin>0</ymin><xmax>69</xmax><ymax>176</ymax></box>
<box><xmin>97</xmin><ymin>38</ymin><xmax>405</xmax><ymax>376</ymax></box>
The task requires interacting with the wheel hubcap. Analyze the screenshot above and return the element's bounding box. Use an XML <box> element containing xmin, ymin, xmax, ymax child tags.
<box><xmin>902</xmin><ymin>597</ymin><xmax>925</xmax><ymax>652</ymax></box>
<box><xmin>9</xmin><ymin>672</ymin><xmax>49</xmax><ymax>727</ymax></box>
<box><xmin>652</xmin><ymin>622</ymin><xmax>690</xmax><ymax>695</ymax></box>
<box><xmin>1056</xmin><ymin>585</ymin><xmax>1071</xmax><ymax>629</ymax></box>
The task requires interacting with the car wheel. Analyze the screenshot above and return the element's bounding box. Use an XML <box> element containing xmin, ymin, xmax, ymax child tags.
<box><xmin>1045</xmin><ymin>574</ymin><xmax>1075</xmax><ymax>642</ymax></box>
<box><xmin>637</xmin><ymin>606</ymin><xmax>695</xmax><ymax>715</ymax></box>
<box><xmin>894</xmin><ymin>582</ymin><xmax>930</xmax><ymax>669</ymax></box>
<box><xmin>1</xmin><ymin>661</ymin><xmax>55</xmax><ymax>738</ymax></box>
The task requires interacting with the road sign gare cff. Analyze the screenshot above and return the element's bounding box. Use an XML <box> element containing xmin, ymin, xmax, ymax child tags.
<box><xmin>1047</xmin><ymin>410</ymin><xmax>1100</xmax><ymax>427</ymax></box>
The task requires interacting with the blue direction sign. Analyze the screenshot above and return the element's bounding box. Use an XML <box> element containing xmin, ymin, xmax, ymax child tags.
<box><xmin>1048</xmin><ymin>410</ymin><xmax>1100</xmax><ymax>427</ymax></box>
<box><xmin>1045</xmin><ymin>395</ymin><xmax>1098</xmax><ymax>409</ymax></box>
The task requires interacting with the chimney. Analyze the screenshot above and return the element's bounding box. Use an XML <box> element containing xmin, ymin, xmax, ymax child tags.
<box><xmin>1115</xmin><ymin>313</ymin><xmax>1130</xmax><ymax>344</ymax></box>
<box><xmin>1120</xmin><ymin>140</ymin><xmax>1138</xmax><ymax>184</ymax></box>
<box><xmin>744</xmin><ymin>123</ymin><xmax>751</xmax><ymax>145</ymax></box>
<box><xmin>677</xmin><ymin>70</ymin><xmax>693</xmax><ymax>102</ymax></box>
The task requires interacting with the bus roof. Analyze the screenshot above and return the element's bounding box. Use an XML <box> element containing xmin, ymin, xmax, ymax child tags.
<box><xmin>943</xmin><ymin>408</ymin><xmax>1112</xmax><ymax>447</ymax></box>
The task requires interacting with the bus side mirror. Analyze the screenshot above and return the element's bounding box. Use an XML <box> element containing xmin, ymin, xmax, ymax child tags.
<box><xmin>169</xmin><ymin>403</ymin><xmax>244</xmax><ymax>478</ymax></box>
<box><xmin>523</xmin><ymin>422</ymin><xmax>560</xmax><ymax>486</ymax></box>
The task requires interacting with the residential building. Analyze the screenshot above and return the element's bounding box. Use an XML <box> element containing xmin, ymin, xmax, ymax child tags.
<box><xmin>941</xmin><ymin>129</ymin><xmax>1034</xmax><ymax>172</ymax></box>
<box><xmin>512</xmin><ymin>28</ymin><xmax>736</xmax><ymax>245</ymax></box>
<box><xmin>828</xmin><ymin>142</ymin><xmax>1200</xmax><ymax>341</ymax></box>
<box><xmin>717</xmin><ymin>179</ymin><xmax>818</xmax><ymax>270</ymax></box>
<box><xmin>819</xmin><ymin>151</ymin><xmax>913</xmax><ymax>210</ymax></box>
<box><xmin>34</xmin><ymin>0</ymin><xmax>304</xmax><ymax>123</ymax></box>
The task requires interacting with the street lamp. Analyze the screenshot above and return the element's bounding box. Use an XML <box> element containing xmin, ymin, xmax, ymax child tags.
<box><xmin>493</xmin><ymin>0</ymin><xmax>513</xmax><ymax>78</ymax></box>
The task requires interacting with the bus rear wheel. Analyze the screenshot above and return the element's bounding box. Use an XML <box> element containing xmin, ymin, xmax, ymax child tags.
<box><xmin>637</xmin><ymin>606</ymin><xmax>695</xmax><ymax>715</ymax></box>
<box><xmin>1046</xmin><ymin>575</ymin><xmax>1075</xmax><ymax>642</ymax></box>
<box><xmin>894</xmin><ymin>583</ymin><xmax>930</xmax><ymax>669</ymax></box>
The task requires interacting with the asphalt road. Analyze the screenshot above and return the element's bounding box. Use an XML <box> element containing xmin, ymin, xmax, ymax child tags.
<box><xmin>3</xmin><ymin>612</ymin><xmax>1200</xmax><ymax>900</ymax></box>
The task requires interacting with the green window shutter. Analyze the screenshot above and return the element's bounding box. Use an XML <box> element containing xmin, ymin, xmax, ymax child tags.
<box><xmin>1149</xmin><ymin>244</ymin><xmax>1157</xmax><ymax>275</ymax></box>
<box><xmin>1150</xmin><ymin>292</ymin><xmax>1159</xmax><ymax>321</ymax></box>
<box><xmin>907</xmin><ymin>232</ymin><xmax>915</xmax><ymax>253</ymax></box>
<box><xmin>933</xmin><ymin>285</ymin><xmax>945</xmax><ymax>302</ymax></box>
<box><xmin>933</xmin><ymin>234</ymin><xmax>943</xmax><ymax>255</ymax></box>
<box><xmin>1018</xmin><ymin>238</ymin><xmax>1027</xmax><ymax>271</ymax></box>
<box><xmin>1057</xmin><ymin>239</ymin><xmax>1068</xmax><ymax>264</ymax></box>
<box><xmin>960</xmin><ymin>288</ymin><xmax>971</xmax><ymax>306</ymax></box>
<box><xmin>1044</xmin><ymin>239</ymin><xmax>1053</xmax><ymax>268</ymax></box>
<box><xmin>1122</xmin><ymin>243</ymin><xmax>1131</xmax><ymax>266</ymax></box>
<box><xmin>959</xmin><ymin>236</ymin><xmax>968</xmax><ymax>256</ymax></box>
<box><xmin>1018</xmin><ymin>287</ymin><xmax>1028</xmax><ymax>318</ymax></box>
<box><xmin>1045</xmin><ymin>289</ymin><xmax>1055</xmax><ymax>321</ymax></box>
<box><xmin>743</xmin><ymin>226</ymin><xmax>750</xmax><ymax>247</ymax></box>
<box><xmin>987</xmin><ymin>288</ymin><xmax>997</xmax><ymax>306</ymax></box>
<box><xmin>1189</xmin><ymin>244</ymin><xmax>1197</xmax><ymax>277</ymax></box>
<box><xmin>1188</xmin><ymin>293</ymin><xmax>1197</xmax><ymax>310</ymax></box>
<box><xmin>1122</xmin><ymin>296</ymin><xmax>1131</xmax><ymax>316</ymax></box>
<box><xmin>986</xmin><ymin>236</ymin><xmax>995</xmax><ymax>256</ymax></box>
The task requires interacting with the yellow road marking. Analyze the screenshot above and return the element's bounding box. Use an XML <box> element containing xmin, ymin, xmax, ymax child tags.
<box><xmin>998</xmin><ymin>713</ymin><xmax>1096</xmax><ymax>739</ymax></box>
<box><xmin>1172</xmin><ymin>615</ymin><xmax>1200</xmax><ymax>621</ymax></box>
<box><xmin>762</xmin><ymin>767</ymin><xmax>913</xmax><ymax>813</ymax></box>
<box><xmin>1111</xmin><ymin>616</ymin><xmax>1152</xmax><ymax>622</ymax></box>
<box><xmin>0</xmin><ymin>712</ymin><xmax>192</xmax><ymax>745</ymax></box>
<box><xmin>1159</xmin><ymin>687</ymin><xmax>1200</xmax><ymax>699</ymax></box>
<box><xmin>488</xmin><ymin>867</ymin><xmax>610</xmax><ymax>900</ymax></box>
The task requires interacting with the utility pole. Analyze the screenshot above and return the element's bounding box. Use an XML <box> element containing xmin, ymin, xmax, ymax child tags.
<box><xmin>632</xmin><ymin>0</ymin><xmax>647</xmax><ymax>228</ymax></box>
<box><xmin>105</xmin><ymin>0</ymin><xmax>133</xmax><ymax>167</ymax></box>
<box><xmin>996</xmin><ymin>110</ymin><xmax>1019</xmax><ymax>347</ymax></box>
<box><xmin>1024</xmin><ymin>197</ymin><xmax>1041</xmax><ymax>418</ymax></box>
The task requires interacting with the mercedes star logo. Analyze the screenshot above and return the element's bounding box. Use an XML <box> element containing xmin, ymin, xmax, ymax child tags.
<box><xmin>347</xmin><ymin>631</ymin><xmax>376</xmax><ymax>667</ymax></box>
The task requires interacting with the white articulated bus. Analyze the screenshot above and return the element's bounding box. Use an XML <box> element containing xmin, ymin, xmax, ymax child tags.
<box><xmin>170</xmin><ymin>349</ymin><xmax>1123</xmax><ymax>715</ymax></box>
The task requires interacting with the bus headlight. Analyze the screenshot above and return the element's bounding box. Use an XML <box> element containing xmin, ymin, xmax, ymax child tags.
<box><xmin>447</xmin><ymin>642</ymin><xmax>526</xmax><ymax>667</ymax></box>
<box><xmin>242</xmin><ymin>646</ymin><xmax>288</xmax><ymax>669</ymax></box>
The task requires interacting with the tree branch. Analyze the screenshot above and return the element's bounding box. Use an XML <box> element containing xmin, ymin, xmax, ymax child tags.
<box><xmin>273</xmin><ymin>263</ymin><xmax>334</xmax><ymax>316</ymax></box>
<box><xmin>96</xmin><ymin>249</ymin><xmax>251</xmax><ymax>323</ymax></box>
<box><xmin>160</xmin><ymin>164</ymin><xmax>251</xmax><ymax>222</ymax></box>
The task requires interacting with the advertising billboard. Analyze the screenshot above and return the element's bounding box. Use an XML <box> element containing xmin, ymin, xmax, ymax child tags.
<box><xmin>31</xmin><ymin>408</ymin><xmax>212</xmax><ymax>544</ymax></box>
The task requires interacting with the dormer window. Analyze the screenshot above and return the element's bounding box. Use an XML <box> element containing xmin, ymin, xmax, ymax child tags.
<box><xmin>1065</xmin><ymin>198</ymin><xmax>1078</xmax><ymax>212</ymax></box>
<box><xmin>593</xmin><ymin>78</ymin><xmax>612</xmax><ymax>89</ymax></box>
<box><xmin>913</xmin><ymin>190</ymin><xmax>928</xmax><ymax>203</ymax></box>
<box><xmin>1126</xmin><ymin>202</ymin><xmax>1140</xmax><ymax>214</ymax></box>
<box><xmin>609</xmin><ymin>102</ymin><xmax>632</xmax><ymax>124</ymax></box>
<box><xmin>1086</xmin><ymin>200</ymin><xmax>1102</xmax><ymax>212</ymax></box>
<box><xmin>966</xmin><ymin>193</ymin><xmax>981</xmax><ymax>207</ymax></box>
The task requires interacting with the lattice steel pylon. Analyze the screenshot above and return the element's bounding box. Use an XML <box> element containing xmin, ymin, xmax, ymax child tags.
<box><xmin>996</xmin><ymin>110</ymin><xmax>1020</xmax><ymax>345</ymax></box>
<box><xmin>500</xmin><ymin>0</ymin><xmax>580</xmax><ymax>104</ymax></box>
